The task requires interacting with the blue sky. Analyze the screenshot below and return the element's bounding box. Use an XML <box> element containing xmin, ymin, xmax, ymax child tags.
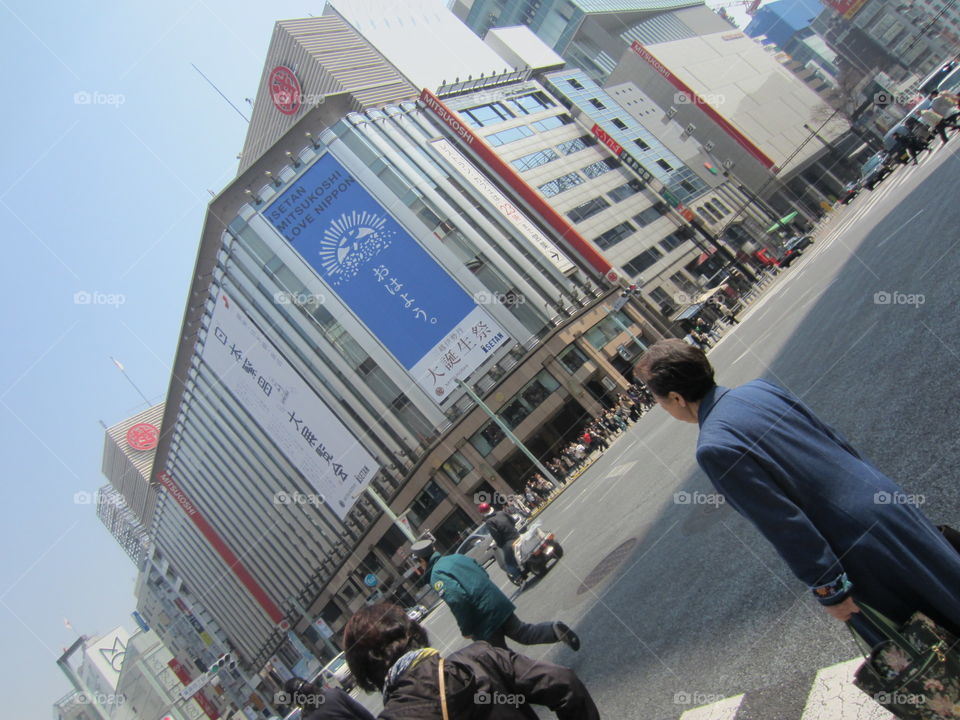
<box><xmin>0</xmin><ymin>0</ymin><xmax>764</xmax><ymax>715</ymax></box>
<box><xmin>0</xmin><ymin>1</ymin><xmax>352</xmax><ymax>715</ymax></box>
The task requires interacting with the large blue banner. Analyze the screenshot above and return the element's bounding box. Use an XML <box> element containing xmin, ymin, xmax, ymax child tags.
<box><xmin>264</xmin><ymin>153</ymin><xmax>476</xmax><ymax>369</ymax></box>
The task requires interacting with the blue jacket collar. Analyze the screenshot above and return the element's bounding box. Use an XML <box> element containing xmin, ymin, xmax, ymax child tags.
<box><xmin>697</xmin><ymin>385</ymin><xmax>730</xmax><ymax>427</ymax></box>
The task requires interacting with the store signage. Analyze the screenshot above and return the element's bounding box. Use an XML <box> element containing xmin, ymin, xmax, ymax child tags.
<box><xmin>269</xmin><ymin>66</ymin><xmax>301</xmax><ymax>115</ymax></box>
<box><xmin>126</xmin><ymin>423</ymin><xmax>159</xmax><ymax>451</ymax></box>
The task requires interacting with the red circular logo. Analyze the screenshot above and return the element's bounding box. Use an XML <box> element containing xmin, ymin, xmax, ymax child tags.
<box><xmin>127</xmin><ymin>423</ymin><xmax>159</xmax><ymax>451</ymax></box>
<box><xmin>606</xmin><ymin>270</ymin><xmax>619</xmax><ymax>282</ymax></box>
<box><xmin>269</xmin><ymin>66</ymin><xmax>301</xmax><ymax>116</ymax></box>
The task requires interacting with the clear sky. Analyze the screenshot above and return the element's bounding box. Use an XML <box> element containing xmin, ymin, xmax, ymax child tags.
<box><xmin>0</xmin><ymin>1</ymin><xmax>368</xmax><ymax>716</ymax></box>
<box><xmin>0</xmin><ymin>1</ymin><xmax>769</xmax><ymax>716</ymax></box>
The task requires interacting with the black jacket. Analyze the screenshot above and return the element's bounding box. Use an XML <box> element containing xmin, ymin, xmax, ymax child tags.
<box><xmin>380</xmin><ymin>642</ymin><xmax>599</xmax><ymax>720</ymax></box>
<box><xmin>484</xmin><ymin>512</ymin><xmax>519</xmax><ymax>548</ymax></box>
<box><xmin>304</xmin><ymin>687</ymin><xmax>376</xmax><ymax>720</ymax></box>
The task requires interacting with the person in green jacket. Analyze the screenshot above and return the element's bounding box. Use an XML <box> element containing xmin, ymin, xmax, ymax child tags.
<box><xmin>410</xmin><ymin>539</ymin><xmax>580</xmax><ymax>651</ymax></box>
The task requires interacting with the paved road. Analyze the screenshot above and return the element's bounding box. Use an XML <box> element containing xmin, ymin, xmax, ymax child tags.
<box><xmin>355</xmin><ymin>138</ymin><xmax>960</xmax><ymax>719</ymax></box>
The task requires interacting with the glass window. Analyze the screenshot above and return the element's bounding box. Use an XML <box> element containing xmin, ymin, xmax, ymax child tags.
<box><xmin>581</xmin><ymin>160</ymin><xmax>613</xmax><ymax>179</ymax></box>
<box><xmin>589</xmin><ymin>98</ymin><xmax>606</xmax><ymax>110</ymax></box>
<box><xmin>558</xmin><ymin>344</ymin><xmax>588</xmax><ymax>374</ymax></box>
<box><xmin>649</xmin><ymin>286</ymin><xmax>676</xmax><ymax>312</ymax></box>
<box><xmin>501</xmin><ymin>398</ymin><xmax>532</xmax><ymax>428</ymax></box>
<box><xmin>511</xmin><ymin>148</ymin><xmax>560</xmax><ymax>172</ymax></box>
<box><xmin>656</xmin><ymin>159</ymin><xmax>673</xmax><ymax>171</ymax></box>
<box><xmin>634</xmin><ymin>138</ymin><xmax>651</xmax><ymax>151</ymax></box>
<box><xmin>634</xmin><ymin>202</ymin><xmax>668</xmax><ymax>228</ymax></box>
<box><xmin>594</xmin><ymin>221</ymin><xmax>635</xmax><ymax>250</ymax></box>
<box><xmin>612</xmin><ymin>117</ymin><xmax>628</xmax><ymax>129</ymax></box>
<box><xmin>585</xmin><ymin>311</ymin><xmax>633</xmax><ymax>348</ymax></box>
<box><xmin>659</xmin><ymin>232</ymin><xmax>686</xmax><ymax>252</ymax></box>
<box><xmin>623</xmin><ymin>247</ymin><xmax>664</xmax><ymax>276</ymax></box>
<box><xmin>532</xmin><ymin>114</ymin><xmax>572</xmax><ymax>131</ymax></box>
<box><xmin>462</xmin><ymin>102</ymin><xmax>513</xmax><ymax>127</ymax></box>
<box><xmin>507</xmin><ymin>92</ymin><xmax>554</xmax><ymax>115</ymax></box>
<box><xmin>538</xmin><ymin>171</ymin><xmax>584</xmax><ymax>198</ymax></box>
<box><xmin>568</xmin><ymin>78</ymin><xmax>584</xmax><ymax>90</ymax></box>
<box><xmin>408</xmin><ymin>480</ymin><xmax>446</xmax><ymax>528</ymax></box>
<box><xmin>556</xmin><ymin>136</ymin><xmax>589</xmax><ymax>155</ymax></box>
<box><xmin>470</xmin><ymin>422</ymin><xmax>506</xmax><ymax>456</ymax></box>
<box><xmin>712</xmin><ymin>199</ymin><xmax>731</xmax><ymax>215</ymax></box>
<box><xmin>486</xmin><ymin>125</ymin><xmax>534</xmax><ymax>147</ymax></box>
<box><xmin>608</xmin><ymin>179</ymin><xmax>644</xmax><ymax>202</ymax></box>
<box><xmin>567</xmin><ymin>196</ymin><xmax>611</xmax><ymax>223</ymax></box>
<box><xmin>440</xmin><ymin>452</ymin><xmax>472</xmax><ymax>484</ymax></box>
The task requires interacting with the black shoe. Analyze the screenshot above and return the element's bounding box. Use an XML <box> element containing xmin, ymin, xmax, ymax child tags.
<box><xmin>554</xmin><ymin>622</ymin><xmax>580</xmax><ymax>651</ymax></box>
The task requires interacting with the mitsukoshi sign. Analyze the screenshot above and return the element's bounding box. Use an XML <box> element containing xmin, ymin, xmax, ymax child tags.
<box><xmin>263</xmin><ymin>152</ymin><xmax>509</xmax><ymax>403</ymax></box>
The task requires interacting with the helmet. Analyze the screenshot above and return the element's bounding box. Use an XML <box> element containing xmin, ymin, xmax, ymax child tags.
<box><xmin>478</xmin><ymin>502</ymin><xmax>494</xmax><ymax>516</ymax></box>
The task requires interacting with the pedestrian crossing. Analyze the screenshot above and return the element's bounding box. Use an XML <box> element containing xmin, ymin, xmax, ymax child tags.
<box><xmin>676</xmin><ymin>658</ymin><xmax>896</xmax><ymax>720</ymax></box>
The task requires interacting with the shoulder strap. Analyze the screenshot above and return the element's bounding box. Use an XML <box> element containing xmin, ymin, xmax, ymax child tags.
<box><xmin>438</xmin><ymin>657</ymin><xmax>449</xmax><ymax>720</ymax></box>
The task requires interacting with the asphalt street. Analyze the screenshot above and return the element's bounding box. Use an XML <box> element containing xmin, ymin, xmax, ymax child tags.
<box><xmin>354</xmin><ymin>138</ymin><xmax>960</xmax><ymax>719</ymax></box>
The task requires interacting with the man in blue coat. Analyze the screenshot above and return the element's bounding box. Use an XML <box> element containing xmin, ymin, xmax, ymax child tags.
<box><xmin>410</xmin><ymin>540</ymin><xmax>580</xmax><ymax>650</ymax></box>
<box><xmin>636</xmin><ymin>339</ymin><xmax>960</xmax><ymax>637</ymax></box>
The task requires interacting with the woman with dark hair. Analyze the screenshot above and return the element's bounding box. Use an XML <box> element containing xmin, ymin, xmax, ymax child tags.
<box><xmin>635</xmin><ymin>339</ymin><xmax>960</xmax><ymax>638</ymax></box>
<box><xmin>343</xmin><ymin>603</ymin><xmax>599</xmax><ymax>720</ymax></box>
<box><xmin>281</xmin><ymin>676</ymin><xmax>375</xmax><ymax>720</ymax></box>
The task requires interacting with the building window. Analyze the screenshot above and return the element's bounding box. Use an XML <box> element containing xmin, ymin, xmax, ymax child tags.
<box><xmin>567</xmin><ymin>196</ymin><xmax>611</xmax><ymax>223</ymax></box>
<box><xmin>594</xmin><ymin>221</ymin><xmax>635</xmax><ymax>250</ymax></box>
<box><xmin>623</xmin><ymin>247</ymin><xmax>664</xmax><ymax>276</ymax></box>
<box><xmin>656</xmin><ymin>159</ymin><xmax>673</xmax><ymax>171</ymax></box>
<box><xmin>462</xmin><ymin>102</ymin><xmax>514</xmax><ymax>127</ymax></box>
<box><xmin>567</xmin><ymin>78</ymin><xmax>584</xmax><ymax>90</ymax></box>
<box><xmin>556</xmin><ymin>136</ymin><xmax>591</xmax><ymax>155</ymax></box>
<box><xmin>634</xmin><ymin>138</ymin><xmax>651</xmax><ymax>151</ymax></box>
<box><xmin>408</xmin><ymin>480</ymin><xmax>446</xmax><ymax>528</ymax></box>
<box><xmin>679</xmin><ymin>180</ymin><xmax>696</xmax><ymax>193</ymax></box>
<box><xmin>485</xmin><ymin>125</ymin><xmax>534</xmax><ymax>147</ymax></box>
<box><xmin>612</xmin><ymin>117</ymin><xmax>628</xmax><ymax>129</ymax></box>
<box><xmin>712</xmin><ymin>199</ymin><xmax>731</xmax><ymax>215</ymax></box>
<box><xmin>589</xmin><ymin>98</ymin><xmax>606</xmax><ymax>110</ymax></box>
<box><xmin>511</xmin><ymin>148</ymin><xmax>560</xmax><ymax>172</ymax></box>
<box><xmin>470</xmin><ymin>422</ymin><xmax>506</xmax><ymax>456</ymax></box>
<box><xmin>607</xmin><ymin>179</ymin><xmax>644</xmax><ymax>202</ymax></box>
<box><xmin>633</xmin><ymin>202</ymin><xmax>668</xmax><ymax>227</ymax></box>
<box><xmin>585</xmin><ymin>310</ymin><xmax>633</xmax><ymax>348</ymax></box>
<box><xmin>649</xmin><ymin>286</ymin><xmax>676</xmax><ymax>314</ymax></box>
<box><xmin>440</xmin><ymin>452</ymin><xmax>472</xmax><ymax>484</ymax></box>
<box><xmin>531</xmin><ymin>114</ymin><xmax>573</xmax><ymax>131</ymax></box>
<box><xmin>580</xmin><ymin>160</ymin><xmax>611</xmax><ymax>179</ymax></box>
<box><xmin>507</xmin><ymin>92</ymin><xmax>554</xmax><ymax>115</ymax></box>
<box><xmin>659</xmin><ymin>231</ymin><xmax>687</xmax><ymax>252</ymax></box>
<box><xmin>557</xmin><ymin>344</ymin><xmax>589</xmax><ymax>374</ymax></box>
<box><xmin>538</xmin><ymin>171</ymin><xmax>585</xmax><ymax>198</ymax></box>
<box><xmin>671</xmin><ymin>271</ymin><xmax>699</xmax><ymax>297</ymax></box>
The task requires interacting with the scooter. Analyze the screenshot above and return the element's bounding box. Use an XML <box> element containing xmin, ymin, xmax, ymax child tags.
<box><xmin>495</xmin><ymin>520</ymin><xmax>564</xmax><ymax>586</ymax></box>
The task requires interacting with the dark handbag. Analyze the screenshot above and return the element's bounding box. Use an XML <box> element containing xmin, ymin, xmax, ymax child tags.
<box><xmin>849</xmin><ymin>601</ymin><xmax>960</xmax><ymax>719</ymax></box>
<box><xmin>937</xmin><ymin>525</ymin><xmax>960</xmax><ymax>554</ymax></box>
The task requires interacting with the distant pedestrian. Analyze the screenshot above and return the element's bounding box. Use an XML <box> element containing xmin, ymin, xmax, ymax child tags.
<box><xmin>636</xmin><ymin>339</ymin><xmax>960</xmax><ymax>642</ymax></box>
<box><xmin>343</xmin><ymin>603</ymin><xmax>597</xmax><ymax>720</ymax></box>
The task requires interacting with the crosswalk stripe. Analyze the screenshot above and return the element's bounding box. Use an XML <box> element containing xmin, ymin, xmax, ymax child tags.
<box><xmin>800</xmin><ymin>659</ymin><xmax>895</xmax><ymax>720</ymax></box>
<box><xmin>679</xmin><ymin>694</ymin><xmax>744</xmax><ymax>719</ymax></box>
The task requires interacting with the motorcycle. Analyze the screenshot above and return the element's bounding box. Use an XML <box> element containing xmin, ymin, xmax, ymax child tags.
<box><xmin>494</xmin><ymin>520</ymin><xmax>564</xmax><ymax>586</ymax></box>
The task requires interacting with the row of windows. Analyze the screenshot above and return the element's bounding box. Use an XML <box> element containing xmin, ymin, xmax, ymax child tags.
<box><xmin>461</xmin><ymin>92</ymin><xmax>555</xmax><ymax>128</ymax></box>
<box><xmin>697</xmin><ymin>199</ymin><xmax>733</xmax><ymax>223</ymax></box>
<box><xmin>594</xmin><ymin>221</ymin><xmax>635</xmax><ymax>250</ymax></box>
<box><xmin>624</xmin><ymin>247</ymin><xmax>664</xmax><ymax>277</ymax></box>
<box><xmin>584</xmin><ymin>310</ymin><xmax>635</xmax><ymax>349</ymax></box>
<box><xmin>567</xmin><ymin>196</ymin><xmax>611</xmax><ymax>223</ymax></box>
<box><xmin>633</xmin><ymin>202</ymin><xmax>669</xmax><ymax>227</ymax></box>
<box><xmin>484</xmin><ymin>114</ymin><xmax>573</xmax><ymax>147</ymax></box>
<box><xmin>538</xmin><ymin>171</ymin><xmax>585</xmax><ymax>198</ymax></box>
<box><xmin>510</xmin><ymin>134</ymin><xmax>599</xmax><ymax>173</ymax></box>
<box><xmin>469</xmin><ymin>370</ymin><xmax>561</xmax><ymax>456</ymax></box>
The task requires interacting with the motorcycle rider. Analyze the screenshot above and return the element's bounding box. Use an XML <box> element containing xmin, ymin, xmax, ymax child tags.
<box><xmin>479</xmin><ymin>501</ymin><xmax>524</xmax><ymax>581</ymax></box>
<box><xmin>410</xmin><ymin>539</ymin><xmax>580</xmax><ymax>651</ymax></box>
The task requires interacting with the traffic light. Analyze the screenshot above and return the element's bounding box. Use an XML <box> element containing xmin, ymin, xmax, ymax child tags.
<box><xmin>209</xmin><ymin>652</ymin><xmax>235</xmax><ymax>674</ymax></box>
<box><xmin>703</xmin><ymin>161</ymin><xmax>718</xmax><ymax>175</ymax></box>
